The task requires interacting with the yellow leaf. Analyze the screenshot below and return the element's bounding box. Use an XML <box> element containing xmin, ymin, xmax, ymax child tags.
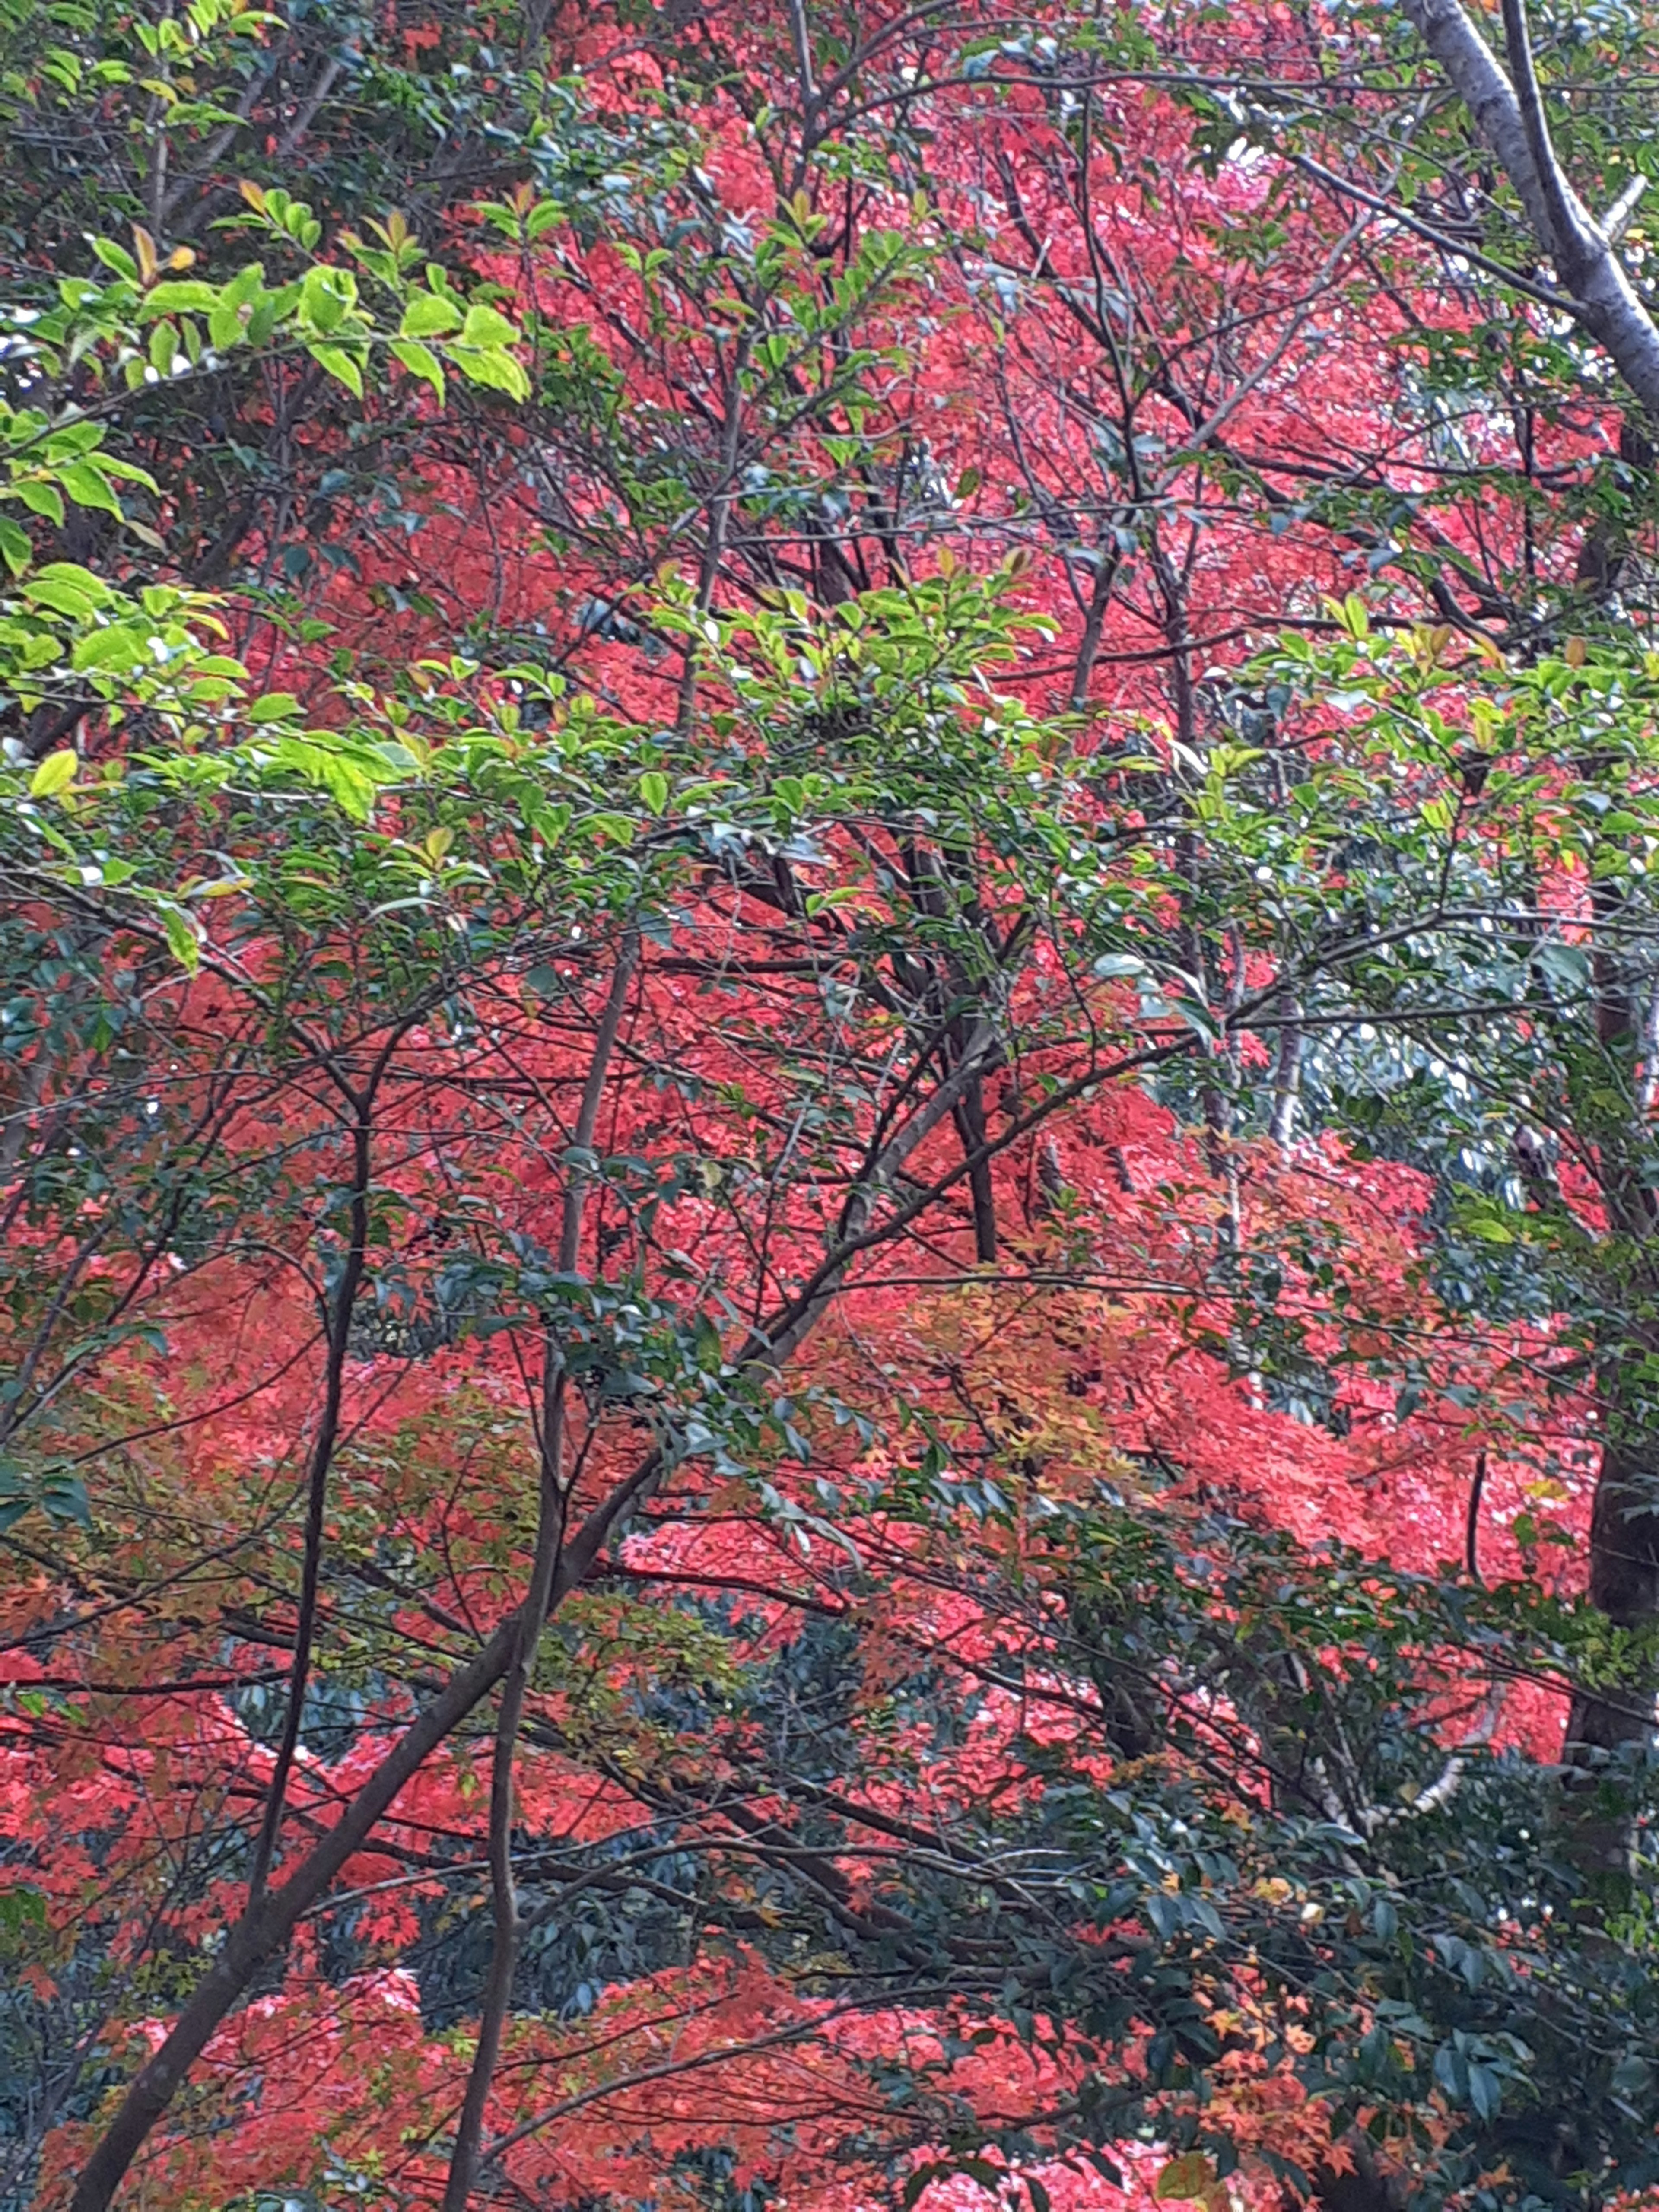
<box><xmin>1154</xmin><ymin>2155</ymin><xmax>1216</xmax><ymax>2203</ymax></box>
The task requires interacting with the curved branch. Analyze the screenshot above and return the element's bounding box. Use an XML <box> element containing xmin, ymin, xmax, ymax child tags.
<box><xmin>1398</xmin><ymin>0</ymin><xmax>1659</xmax><ymax>418</ymax></box>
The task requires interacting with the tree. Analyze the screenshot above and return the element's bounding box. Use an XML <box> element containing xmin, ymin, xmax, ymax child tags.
<box><xmin>7</xmin><ymin>3</ymin><xmax>1659</xmax><ymax>2211</ymax></box>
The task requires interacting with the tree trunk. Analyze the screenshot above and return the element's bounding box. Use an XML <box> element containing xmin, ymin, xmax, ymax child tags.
<box><xmin>1560</xmin><ymin>1416</ymin><xmax>1659</xmax><ymax>1896</ymax></box>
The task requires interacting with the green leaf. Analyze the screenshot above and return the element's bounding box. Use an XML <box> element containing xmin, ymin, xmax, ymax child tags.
<box><xmin>0</xmin><ymin>1885</ymin><xmax>46</xmax><ymax>1934</ymax></box>
<box><xmin>1468</xmin><ymin>2062</ymin><xmax>1502</xmax><ymax>2120</ymax></box>
<box><xmin>209</xmin><ymin>298</ymin><xmax>246</xmax><ymax>349</ymax></box>
<box><xmin>1168</xmin><ymin>996</ymin><xmax>1216</xmax><ymax>1044</ymax></box>
<box><xmin>269</xmin><ymin>737</ymin><xmax>382</xmax><ymax>820</ymax></box>
<box><xmin>29</xmin><ymin>749</ymin><xmax>78</xmax><ymax>798</ymax></box>
<box><xmin>70</xmin><ymin>624</ymin><xmax>147</xmax><ymax>672</ymax></box>
<box><xmin>22</xmin><ymin>564</ymin><xmax>110</xmax><ymax>617</ymax></box>
<box><xmin>400</xmin><ymin>290</ymin><xmax>462</xmax><ymax>339</ymax></box>
<box><xmin>139</xmin><ymin>280</ymin><xmax>220</xmax><ymax>316</ymax></box>
<box><xmin>451</xmin><ymin>346</ymin><xmax>529</xmax><ymax>400</ymax></box>
<box><xmin>1465</xmin><ymin>1216</ymin><xmax>1516</xmax><ymax>1245</ymax></box>
<box><xmin>389</xmin><ymin>339</ymin><xmax>446</xmax><ymax>403</ymax></box>
<box><xmin>14</xmin><ymin>481</ymin><xmax>65</xmax><ymax>526</ymax></box>
<box><xmin>89</xmin><ymin>236</ymin><xmax>140</xmax><ymax>281</ymax></box>
<box><xmin>460</xmin><ymin>301</ymin><xmax>518</xmax><ymax>347</ymax></box>
<box><xmin>308</xmin><ymin>344</ymin><xmax>364</xmax><ymax>398</ymax></box>
<box><xmin>0</xmin><ymin>516</ymin><xmax>31</xmax><ymax>577</ymax></box>
<box><xmin>156</xmin><ymin>900</ymin><xmax>202</xmax><ymax>973</ymax></box>
<box><xmin>299</xmin><ymin>264</ymin><xmax>357</xmax><ymax>334</ymax></box>
<box><xmin>92</xmin><ymin>456</ymin><xmax>160</xmax><ymax>491</ymax></box>
<box><xmin>247</xmin><ymin>693</ymin><xmax>299</xmax><ymax>724</ymax></box>
<box><xmin>58</xmin><ymin>461</ymin><xmax>125</xmax><ymax>518</ymax></box>
<box><xmin>639</xmin><ymin>769</ymin><xmax>669</xmax><ymax>814</ymax></box>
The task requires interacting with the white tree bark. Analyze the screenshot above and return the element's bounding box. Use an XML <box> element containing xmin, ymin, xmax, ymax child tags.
<box><xmin>1397</xmin><ymin>0</ymin><xmax>1659</xmax><ymax>419</ymax></box>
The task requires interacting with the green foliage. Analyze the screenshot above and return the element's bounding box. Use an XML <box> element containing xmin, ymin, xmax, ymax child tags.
<box><xmin>0</xmin><ymin>199</ymin><xmax>525</xmax><ymax>583</ymax></box>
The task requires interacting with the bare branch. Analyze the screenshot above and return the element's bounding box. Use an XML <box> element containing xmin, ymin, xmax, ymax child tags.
<box><xmin>442</xmin><ymin>938</ymin><xmax>640</xmax><ymax>2210</ymax></box>
<box><xmin>1604</xmin><ymin>174</ymin><xmax>1649</xmax><ymax>247</ymax></box>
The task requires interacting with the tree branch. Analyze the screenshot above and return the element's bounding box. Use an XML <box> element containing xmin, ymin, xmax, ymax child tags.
<box><xmin>1398</xmin><ymin>0</ymin><xmax>1659</xmax><ymax>418</ymax></box>
<box><xmin>443</xmin><ymin>935</ymin><xmax>639</xmax><ymax>2210</ymax></box>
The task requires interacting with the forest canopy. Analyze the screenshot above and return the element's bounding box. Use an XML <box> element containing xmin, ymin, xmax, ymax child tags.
<box><xmin>6</xmin><ymin>1</ymin><xmax>1659</xmax><ymax>2209</ymax></box>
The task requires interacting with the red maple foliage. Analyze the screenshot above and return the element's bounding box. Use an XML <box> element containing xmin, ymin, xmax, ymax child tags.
<box><xmin>1</xmin><ymin>2</ymin><xmax>1649</xmax><ymax>2209</ymax></box>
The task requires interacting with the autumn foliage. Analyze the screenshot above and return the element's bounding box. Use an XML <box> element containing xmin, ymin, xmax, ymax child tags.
<box><xmin>3</xmin><ymin>3</ymin><xmax>1659</xmax><ymax>2210</ymax></box>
